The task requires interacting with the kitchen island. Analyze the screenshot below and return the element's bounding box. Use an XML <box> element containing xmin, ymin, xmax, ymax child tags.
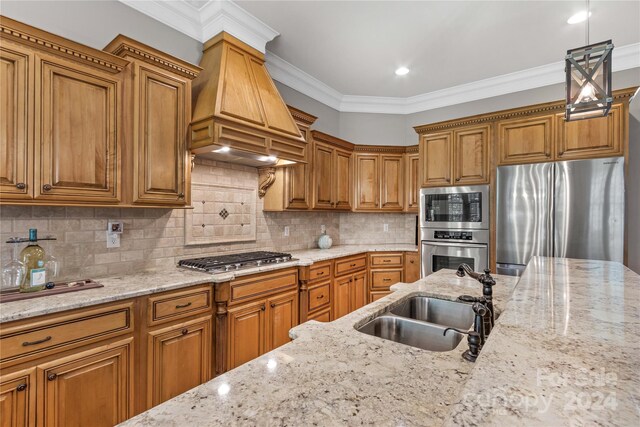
<box><xmin>119</xmin><ymin>257</ymin><xmax>639</xmax><ymax>426</ymax></box>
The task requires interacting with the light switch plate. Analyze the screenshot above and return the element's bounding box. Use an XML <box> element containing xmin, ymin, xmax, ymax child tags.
<box><xmin>383</xmin><ymin>223</ymin><xmax>389</xmax><ymax>232</ymax></box>
<box><xmin>106</xmin><ymin>232</ymin><xmax>120</xmax><ymax>248</ymax></box>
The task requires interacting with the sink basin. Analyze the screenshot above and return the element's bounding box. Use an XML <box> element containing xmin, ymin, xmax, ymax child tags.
<box><xmin>357</xmin><ymin>315</ymin><xmax>465</xmax><ymax>352</ymax></box>
<box><xmin>390</xmin><ymin>297</ymin><xmax>474</xmax><ymax>330</ymax></box>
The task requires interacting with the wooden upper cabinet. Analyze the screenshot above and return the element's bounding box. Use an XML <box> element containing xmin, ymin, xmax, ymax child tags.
<box><xmin>147</xmin><ymin>317</ymin><xmax>212</xmax><ymax>407</ymax></box>
<box><xmin>497</xmin><ymin>115</ymin><xmax>554</xmax><ymax>165</ymax></box>
<box><xmin>311</xmin><ymin>131</ymin><xmax>354</xmax><ymax>210</ymax></box>
<box><xmin>0</xmin><ymin>44</ymin><xmax>32</xmax><ymax>200</ymax></box>
<box><xmin>380</xmin><ymin>154</ymin><xmax>403</xmax><ymax>210</ymax></box>
<box><xmin>33</xmin><ymin>53</ymin><xmax>121</xmax><ymax>202</ymax></box>
<box><xmin>312</xmin><ymin>142</ymin><xmax>334</xmax><ymax>209</ymax></box>
<box><xmin>0</xmin><ymin>368</ymin><xmax>35</xmax><ymax>427</ymax></box>
<box><xmin>104</xmin><ymin>35</ymin><xmax>201</xmax><ymax>207</ymax></box>
<box><xmin>37</xmin><ymin>339</ymin><xmax>133</xmax><ymax>427</ymax></box>
<box><xmin>453</xmin><ymin>125</ymin><xmax>490</xmax><ymax>185</ymax></box>
<box><xmin>555</xmin><ymin>102</ymin><xmax>624</xmax><ymax>160</ymax></box>
<box><xmin>420</xmin><ymin>132</ymin><xmax>452</xmax><ymax>187</ymax></box>
<box><xmin>354</xmin><ymin>154</ymin><xmax>379</xmax><ymax>210</ymax></box>
<box><xmin>266</xmin><ymin>291</ymin><xmax>298</xmax><ymax>352</ymax></box>
<box><xmin>404</xmin><ymin>151</ymin><xmax>420</xmax><ymax>212</ymax></box>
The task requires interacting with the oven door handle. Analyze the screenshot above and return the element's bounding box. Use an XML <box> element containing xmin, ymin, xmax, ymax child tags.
<box><xmin>422</xmin><ymin>241</ymin><xmax>488</xmax><ymax>249</ymax></box>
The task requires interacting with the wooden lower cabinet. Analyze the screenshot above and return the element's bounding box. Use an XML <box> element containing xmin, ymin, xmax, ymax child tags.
<box><xmin>307</xmin><ymin>308</ymin><xmax>331</xmax><ymax>323</ymax></box>
<box><xmin>0</xmin><ymin>369</ymin><xmax>35</xmax><ymax>427</ymax></box>
<box><xmin>227</xmin><ymin>291</ymin><xmax>298</xmax><ymax>370</ymax></box>
<box><xmin>404</xmin><ymin>252</ymin><xmax>420</xmax><ymax>283</ymax></box>
<box><xmin>332</xmin><ymin>271</ymin><xmax>367</xmax><ymax>320</ymax></box>
<box><xmin>37</xmin><ymin>338</ymin><xmax>133</xmax><ymax>427</ymax></box>
<box><xmin>147</xmin><ymin>317</ymin><xmax>212</xmax><ymax>407</ymax></box>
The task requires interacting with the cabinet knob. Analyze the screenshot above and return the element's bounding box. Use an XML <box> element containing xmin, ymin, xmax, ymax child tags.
<box><xmin>270</xmin><ymin>303</ymin><xmax>276</xmax><ymax>308</ymax></box>
<box><xmin>456</xmin><ymin>177</ymin><xmax>461</xmax><ymax>182</ymax></box>
<box><xmin>261</xmin><ymin>304</ymin><xmax>266</xmax><ymax>311</ymax></box>
<box><xmin>316</xmin><ymin>295</ymin><xmax>324</xmax><ymax>299</ymax></box>
<box><xmin>16</xmin><ymin>383</ymin><xmax>27</xmax><ymax>392</ymax></box>
<box><xmin>181</xmin><ymin>328</ymin><xmax>188</xmax><ymax>335</ymax></box>
<box><xmin>42</xmin><ymin>184</ymin><xmax>52</xmax><ymax>192</ymax></box>
<box><xmin>16</xmin><ymin>182</ymin><xmax>26</xmax><ymax>190</ymax></box>
<box><xmin>47</xmin><ymin>373</ymin><xmax>57</xmax><ymax>381</ymax></box>
<box><xmin>410</xmin><ymin>260</ymin><xmax>415</xmax><ymax>264</ymax></box>
<box><xmin>178</xmin><ymin>193</ymin><xmax>185</xmax><ymax>199</ymax></box>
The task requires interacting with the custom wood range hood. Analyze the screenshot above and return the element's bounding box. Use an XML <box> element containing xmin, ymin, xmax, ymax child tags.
<box><xmin>190</xmin><ymin>32</ymin><xmax>307</xmax><ymax>166</ymax></box>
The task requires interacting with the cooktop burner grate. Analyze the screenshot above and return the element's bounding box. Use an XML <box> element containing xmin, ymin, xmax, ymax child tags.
<box><xmin>178</xmin><ymin>251</ymin><xmax>294</xmax><ymax>273</ymax></box>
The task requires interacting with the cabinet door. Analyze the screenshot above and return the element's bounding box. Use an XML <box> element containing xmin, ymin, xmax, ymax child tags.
<box><xmin>354</xmin><ymin>154</ymin><xmax>379</xmax><ymax>210</ymax></box>
<box><xmin>497</xmin><ymin>115</ymin><xmax>553</xmax><ymax>165</ymax></box>
<box><xmin>312</xmin><ymin>143</ymin><xmax>334</xmax><ymax>209</ymax></box>
<box><xmin>380</xmin><ymin>154</ymin><xmax>403</xmax><ymax>210</ymax></box>
<box><xmin>334</xmin><ymin>149</ymin><xmax>352</xmax><ymax>210</ymax></box>
<box><xmin>420</xmin><ymin>132</ymin><xmax>452</xmax><ymax>186</ymax></box>
<box><xmin>453</xmin><ymin>125</ymin><xmax>490</xmax><ymax>185</ymax></box>
<box><xmin>285</xmin><ymin>162</ymin><xmax>309</xmax><ymax>209</ymax></box>
<box><xmin>332</xmin><ymin>276</ymin><xmax>352</xmax><ymax>320</ymax></box>
<box><xmin>0</xmin><ymin>44</ymin><xmax>32</xmax><ymax>200</ymax></box>
<box><xmin>266</xmin><ymin>291</ymin><xmax>298</xmax><ymax>352</ymax></box>
<box><xmin>34</xmin><ymin>54</ymin><xmax>121</xmax><ymax>202</ymax></box>
<box><xmin>0</xmin><ymin>369</ymin><xmax>35</xmax><ymax>427</ymax></box>
<box><xmin>351</xmin><ymin>271</ymin><xmax>367</xmax><ymax>312</ymax></box>
<box><xmin>38</xmin><ymin>339</ymin><xmax>132</xmax><ymax>427</ymax></box>
<box><xmin>555</xmin><ymin>103</ymin><xmax>624</xmax><ymax>160</ymax></box>
<box><xmin>228</xmin><ymin>300</ymin><xmax>265</xmax><ymax>369</ymax></box>
<box><xmin>133</xmin><ymin>64</ymin><xmax>189</xmax><ymax>205</ymax></box>
<box><xmin>147</xmin><ymin>317</ymin><xmax>212</xmax><ymax>407</ymax></box>
<box><xmin>404</xmin><ymin>153</ymin><xmax>419</xmax><ymax>212</ymax></box>
<box><xmin>404</xmin><ymin>252</ymin><xmax>420</xmax><ymax>282</ymax></box>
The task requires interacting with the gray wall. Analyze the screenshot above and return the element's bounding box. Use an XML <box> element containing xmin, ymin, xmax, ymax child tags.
<box><xmin>274</xmin><ymin>81</ymin><xmax>340</xmax><ymax>135</ymax></box>
<box><xmin>339</xmin><ymin>112</ymin><xmax>406</xmax><ymax>146</ymax></box>
<box><xmin>628</xmin><ymin>91</ymin><xmax>640</xmax><ymax>273</ymax></box>
<box><xmin>0</xmin><ymin>0</ymin><xmax>203</xmax><ymax>64</ymax></box>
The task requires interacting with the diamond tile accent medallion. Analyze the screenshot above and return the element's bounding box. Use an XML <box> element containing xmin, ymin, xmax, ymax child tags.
<box><xmin>219</xmin><ymin>208</ymin><xmax>229</xmax><ymax>219</ymax></box>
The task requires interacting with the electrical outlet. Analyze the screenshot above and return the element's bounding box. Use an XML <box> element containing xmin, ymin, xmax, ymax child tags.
<box><xmin>320</xmin><ymin>224</ymin><xmax>326</xmax><ymax>234</ymax></box>
<box><xmin>383</xmin><ymin>223</ymin><xmax>389</xmax><ymax>232</ymax></box>
<box><xmin>284</xmin><ymin>226</ymin><xmax>290</xmax><ymax>237</ymax></box>
<box><xmin>106</xmin><ymin>231</ymin><xmax>120</xmax><ymax>248</ymax></box>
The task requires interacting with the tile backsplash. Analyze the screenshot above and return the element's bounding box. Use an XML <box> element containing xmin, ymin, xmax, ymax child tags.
<box><xmin>0</xmin><ymin>159</ymin><xmax>414</xmax><ymax>280</ymax></box>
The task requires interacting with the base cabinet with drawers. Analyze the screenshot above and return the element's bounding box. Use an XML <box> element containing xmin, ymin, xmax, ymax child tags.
<box><xmin>299</xmin><ymin>261</ymin><xmax>332</xmax><ymax>323</ymax></box>
<box><xmin>332</xmin><ymin>255</ymin><xmax>367</xmax><ymax>319</ymax></box>
<box><xmin>368</xmin><ymin>252</ymin><xmax>404</xmax><ymax>303</ymax></box>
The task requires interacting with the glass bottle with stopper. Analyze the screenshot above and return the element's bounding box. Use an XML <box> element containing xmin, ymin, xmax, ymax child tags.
<box><xmin>4</xmin><ymin>229</ymin><xmax>57</xmax><ymax>293</ymax></box>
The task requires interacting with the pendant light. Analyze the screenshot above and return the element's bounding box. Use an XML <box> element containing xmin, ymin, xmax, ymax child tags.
<box><xmin>565</xmin><ymin>0</ymin><xmax>613</xmax><ymax>121</ymax></box>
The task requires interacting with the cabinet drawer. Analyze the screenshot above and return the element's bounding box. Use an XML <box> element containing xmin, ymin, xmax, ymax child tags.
<box><xmin>308</xmin><ymin>282</ymin><xmax>330</xmax><ymax>312</ymax></box>
<box><xmin>370</xmin><ymin>269</ymin><xmax>403</xmax><ymax>290</ymax></box>
<box><xmin>309</xmin><ymin>263</ymin><xmax>331</xmax><ymax>282</ymax></box>
<box><xmin>148</xmin><ymin>285</ymin><xmax>212</xmax><ymax>326</ymax></box>
<box><xmin>370</xmin><ymin>291</ymin><xmax>392</xmax><ymax>303</ymax></box>
<box><xmin>308</xmin><ymin>308</ymin><xmax>331</xmax><ymax>323</ymax></box>
<box><xmin>370</xmin><ymin>253</ymin><xmax>403</xmax><ymax>267</ymax></box>
<box><xmin>230</xmin><ymin>268</ymin><xmax>298</xmax><ymax>304</ymax></box>
<box><xmin>0</xmin><ymin>302</ymin><xmax>133</xmax><ymax>365</ymax></box>
<box><xmin>335</xmin><ymin>255</ymin><xmax>367</xmax><ymax>276</ymax></box>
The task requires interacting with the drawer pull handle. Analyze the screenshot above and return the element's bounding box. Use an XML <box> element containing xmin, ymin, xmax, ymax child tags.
<box><xmin>382</xmin><ymin>260</ymin><xmax>391</xmax><ymax>263</ymax></box>
<box><xmin>16</xmin><ymin>183</ymin><xmax>26</xmax><ymax>190</ymax></box>
<box><xmin>317</xmin><ymin>271</ymin><xmax>324</xmax><ymax>275</ymax></box>
<box><xmin>22</xmin><ymin>336</ymin><xmax>52</xmax><ymax>347</ymax></box>
<box><xmin>383</xmin><ymin>278</ymin><xmax>391</xmax><ymax>282</ymax></box>
<box><xmin>175</xmin><ymin>302</ymin><xmax>192</xmax><ymax>309</ymax></box>
<box><xmin>350</xmin><ymin>263</ymin><xmax>357</xmax><ymax>267</ymax></box>
<box><xmin>47</xmin><ymin>373</ymin><xmax>57</xmax><ymax>381</ymax></box>
<box><xmin>181</xmin><ymin>328</ymin><xmax>188</xmax><ymax>335</ymax></box>
<box><xmin>16</xmin><ymin>383</ymin><xmax>27</xmax><ymax>392</ymax></box>
<box><xmin>316</xmin><ymin>295</ymin><xmax>324</xmax><ymax>299</ymax></box>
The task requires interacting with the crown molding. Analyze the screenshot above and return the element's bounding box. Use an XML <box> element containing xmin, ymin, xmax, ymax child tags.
<box><xmin>118</xmin><ymin>0</ymin><xmax>278</xmax><ymax>53</ymax></box>
<box><xmin>267</xmin><ymin>42</ymin><xmax>640</xmax><ymax>115</ymax></box>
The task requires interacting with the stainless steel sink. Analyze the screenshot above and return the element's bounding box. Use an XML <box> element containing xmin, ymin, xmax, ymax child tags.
<box><xmin>389</xmin><ymin>297</ymin><xmax>474</xmax><ymax>330</ymax></box>
<box><xmin>358</xmin><ymin>315</ymin><xmax>464</xmax><ymax>352</ymax></box>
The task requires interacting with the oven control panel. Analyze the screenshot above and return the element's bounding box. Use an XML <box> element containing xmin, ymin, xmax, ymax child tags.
<box><xmin>434</xmin><ymin>230</ymin><xmax>473</xmax><ymax>240</ymax></box>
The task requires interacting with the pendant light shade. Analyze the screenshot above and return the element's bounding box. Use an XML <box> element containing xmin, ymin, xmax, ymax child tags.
<box><xmin>565</xmin><ymin>40</ymin><xmax>613</xmax><ymax>121</ymax></box>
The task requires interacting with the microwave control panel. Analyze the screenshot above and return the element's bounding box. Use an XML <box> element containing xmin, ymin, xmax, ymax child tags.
<box><xmin>434</xmin><ymin>230</ymin><xmax>473</xmax><ymax>240</ymax></box>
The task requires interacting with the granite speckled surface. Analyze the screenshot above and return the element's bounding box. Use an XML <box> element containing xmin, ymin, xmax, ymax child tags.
<box><xmin>0</xmin><ymin>244</ymin><xmax>416</xmax><ymax>323</ymax></box>
<box><xmin>119</xmin><ymin>269</ymin><xmax>519</xmax><ymax>427</ymax></box>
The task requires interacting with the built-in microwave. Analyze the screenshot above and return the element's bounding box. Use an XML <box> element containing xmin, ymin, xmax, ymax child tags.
<box><xmin>420</xmin><ymin>185</ymin><xmax>489</xmax><ymax>230</ymax></box>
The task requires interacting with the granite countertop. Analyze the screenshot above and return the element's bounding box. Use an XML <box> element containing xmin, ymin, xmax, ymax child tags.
<box><xmin>0</xmin><ymin>244</ymin><xmax>417</xmax><ymax>323</ymax></box>
<box><xmin>120</xmin><ymin>257</ymin><xmax>639</xmax><ymax>426</ymax></box>
<box><xmin>119</xmin><ymin>269</ymin><xmax>519</xmax><ymax>427</ymax></box>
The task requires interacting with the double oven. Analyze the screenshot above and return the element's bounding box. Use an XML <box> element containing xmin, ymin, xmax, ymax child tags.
<box><xmin>420</xmin><ymin>185</ymin><xmax>489</xmax><ymax>276</ymax></box>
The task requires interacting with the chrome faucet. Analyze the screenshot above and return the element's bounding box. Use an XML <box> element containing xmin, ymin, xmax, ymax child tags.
<box><xmin>456</xmin><ymin>264</ymin><xmax>496</xmax><ymax>335</ymax></box>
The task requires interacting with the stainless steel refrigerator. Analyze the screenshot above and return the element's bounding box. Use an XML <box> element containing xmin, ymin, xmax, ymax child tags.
<box><xmin>496</xmin><ymin>157</ymin><xmax>625</xmax><ymax>276</ymax></box>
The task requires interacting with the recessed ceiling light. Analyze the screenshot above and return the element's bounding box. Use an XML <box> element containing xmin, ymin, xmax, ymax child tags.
<box><xmin>395</xmin><ymin>67</ymin><xmax>410</xmax><ymax>76</ymax></box>
<box><xmin>567</xmin><ymin>10</ymin><xmax>591</xmax><ymax>24</ymax></box>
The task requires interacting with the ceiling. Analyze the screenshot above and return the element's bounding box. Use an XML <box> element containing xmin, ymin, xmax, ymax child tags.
<box><xmin>120</xmin><ymin>0</ymin><xmax>640</xmax><ymax>113</ymax></box>
<box><xmin>236</xmin><ymin>0</ymin><xmax>639</xmax><ymax>98</ymax></box>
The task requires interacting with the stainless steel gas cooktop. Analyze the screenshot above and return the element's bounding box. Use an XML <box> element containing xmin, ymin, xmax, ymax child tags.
<box><xmin>177</xmin><ymin>251</ymin><xmax>294</xmax><ymax>273</ymax></box>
